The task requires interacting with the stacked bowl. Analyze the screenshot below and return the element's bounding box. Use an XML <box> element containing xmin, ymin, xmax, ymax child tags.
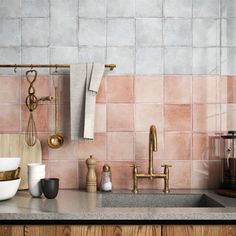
<box><xmin>0</xmin><ymin>157</ymin><xmax>21</xmax><ymax>201</ymax></box>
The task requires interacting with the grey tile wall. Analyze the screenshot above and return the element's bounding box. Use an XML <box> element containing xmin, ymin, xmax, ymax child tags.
<box><xmin>107</xmin><ymin>19</ymin><xmax>135</xmax><ymax>46</ymax></box>
<box><xmin>79</xmin><ymin>19</ymin><xmax>106</xmax><ymax>46</ymax></box>
<box><xmin>22</xmin><ymin>18</ymin><xmax>49</xmax><ymax>46</ymax></box>
<box><xmin>135</xmin><ymin>0</ymin><xmax>163</xmax><ymax>17</ymax></box>
<box><xmin>0</xmin><ymin>0</ymin><xmax>234</xmax><ymax>75</ymax></box>
<box><xmin>0</xmin><ymin>19</ymin><xmax>21</xmax><ymax>46</ymax></box>
<box><xmin>0</xmin><ymin>0</ymin><xmax>21</xmax><ymax>17</ymax></box>
<box><xmin>136</xmin><ymin>18</ymin><xmax>162</xmax><ymax>46</ymax></box>
<box><xmin>21</xmin><ymin>0</ymin><xmax>49</xmax><ymax>17</ymax></box>
<box><xmin>164</xmin><ymin>0</ymin><xmax>192</xmax><ymax>17</ymax></box>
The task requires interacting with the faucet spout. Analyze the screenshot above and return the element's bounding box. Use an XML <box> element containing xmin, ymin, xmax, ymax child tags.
<box><xmin>149</xmin><ymin>125</ymin><xmax>157</xmax><ymax>175</ymax></box>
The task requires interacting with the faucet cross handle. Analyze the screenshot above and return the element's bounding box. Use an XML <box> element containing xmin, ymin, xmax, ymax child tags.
<box><xmin>161</xmin><ymin>164</ymin><xmax>172</xmax><ymax>168</ymax></box>
<box><xmin>161</xmin><ymin>164</ymin><xmax>172</xmax><ymax>193</ymax></box>
<box><xmin>130</xmin><ymin>164</ymin><xmax>140</xmax><ymax>168</ymax></box>
<box><xmin>130</xmin><ymin>164</ymin><xmax>140</xmax><ymax>193</ymax></box>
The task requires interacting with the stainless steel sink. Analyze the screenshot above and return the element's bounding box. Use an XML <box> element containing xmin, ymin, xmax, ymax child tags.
<box><xmin>98</xmin><ymin>193</ymin><xmax>224</xmax><ymax>208</ymax></box>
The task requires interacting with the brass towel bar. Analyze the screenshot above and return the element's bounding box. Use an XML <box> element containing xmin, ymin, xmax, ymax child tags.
<box><xmin>0</xmin><ymin>63</ymin><xmax>116</xmax><ymax>71</ymax></box>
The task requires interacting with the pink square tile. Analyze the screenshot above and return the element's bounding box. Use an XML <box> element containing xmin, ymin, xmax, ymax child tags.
<box><xmin>193</xmin><ymin>76</ymin><xmax>218</xmax><ymax>104</ymax></box>
<box><xmin>191</xmin><ymin>160</ymin><xmax>221</xmax><ymax>189</ymax></box>
<box><xmin>78</xmin><ymin>160</ymin><xmax>105</xmax><ymax>190</ymax></box>
<box><xmin>220</xmin><ymin>104</ymin><xmax>236</xmax><ymax>131</ymax></box>
<box><xmin>164</xmin><ymin>105</ymin><xmax>191</xmax><ymax>131</ymax></box>
<box><xmin>193</xmin><ymin>104</ymin><xmax>219</xmax><ymax>132</ymax></box>
<box><xmin>21</xmin><ymin>75</ymin><xmax>50</xmax><ymax>104</ymax></box>
<box><xmin>107</xmin><ymin>132</ymin><xmax>134</xmax><ymax>161</ymax></box>
<box><xmin>95</xmin><ymin>104</ymin><xmax>106</xmax><ymax>133</ymax></box>
<box><xmin>164</xmin><ymin>132</ymin><xmax>191</xmax><ymax>160</ymax></box>
<box><xmin>0</xmin><ymin>76</ymin><xmax>21</xmax><ymax>104</ymax></box>
<box><xmin>48</xmin><ymin>139</ymin><xmax>78</xmax><ymax>160</ymax></box>
<box><xmin>77</xmin><ymin>133</ymin><xmax>106</xmax><ymax>161</ymax></box>
<box><xmin>107</xmin><ymin>76</ymin><xmax>134</xmax><ymax>103</ymax></box>
<box><xmin>47</xmin><ymin>160</ymin><xmax>79</xmax><ymax>189</ymax></box>
<box><xmin>106</xmin><ymin>161</ymin><xmax>133</xmax><ymax>190</ymax></box>
<box><xmin>22</xmin><ymin>104</ymin><xmax>49</xmax><ymax>132</ymax></box>
<box><xmin>0</xmin><ymin>105</ymin><xmax>20</xmax><ymax>132</ymax></box>
<box><xmin>220</xmin><ymin>76</ymin><xmax>236</xmax><ymax>104</ymax></box>
<box><xmin>160</xmin><ymin>160</ymin><xmax>191</xmax><ymax>189</ymax></box>
<box><xmin>49</xmin><ymin>75</ymin><xmax>70</xmax><ymax>105</ymax></box>
<box><xmin>96</xmin><ymin>77</ymin><xmax>106</xmax><ymax>103</ymax></box>
<box><xmin>135</xmin><ymin>104</ymin><xmax>163</xmax><ymax>132</ymax></box>
<box><xmin>48</xmin><ymin>104</ymin><xmax>70</xmax><ymax>135</ymax></box>
<box><xmin>135</xmin><ymin>131</ymin><xmax>164</xmax><ymax>161</ymax></box>
<box><xmin>135</xmin><ymin>76</ymin><xmax>163</xmax><ymax>103</ymax></box>
<box><xmin>192</xmin><ymin>133</ymin><xmax>220</xmax><ymax>160</ymax></box>
<box><xmin>107</xmin><ymin>104</ymin><xmax>134</xmax><ymax>131</ymax></box>
<box><xmin>193</xmin><ymin>133</ymin><xmax>209</xmax><ymax>160</ymax></box>
<box><xmin>164</xmin><ymin>75</ymin><xmax>191</xmax><ymax>104</ymax></box>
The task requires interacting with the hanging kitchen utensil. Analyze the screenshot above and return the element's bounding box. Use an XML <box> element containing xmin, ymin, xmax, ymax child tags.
<box><xmin>47</xmin><ymin>78</ymin><xmax>64</xmax><ymax>149</ymax></box>
<box><xmin>25</xmin><ymin>69</ymin><xmax>38</xmax><ymax>146</ymax></box>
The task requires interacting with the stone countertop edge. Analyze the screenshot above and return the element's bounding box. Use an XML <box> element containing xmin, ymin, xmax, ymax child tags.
<box><xmin>0</xmin><ymin>190</ymin><xmax>235</xmax><ymax>221</ymax></box>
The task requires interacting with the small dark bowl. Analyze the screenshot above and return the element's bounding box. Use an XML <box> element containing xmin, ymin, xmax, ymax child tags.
<box><xmin>40</xmin><ymin>178</ymin><xmax>59</xmax><ymax>199</ymax></box>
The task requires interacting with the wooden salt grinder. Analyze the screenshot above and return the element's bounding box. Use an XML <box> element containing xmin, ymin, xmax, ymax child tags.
<box><xmin>86</xmin><ymin>155</ymin><xmax>97</xmax><ymax>192</ymax></box>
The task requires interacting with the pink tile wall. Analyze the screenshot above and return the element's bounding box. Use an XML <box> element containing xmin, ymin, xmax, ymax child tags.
<box><xmin>0</xmin><ymin>75</ymin><xmax>231</xmax><ymax>190</ymax></box>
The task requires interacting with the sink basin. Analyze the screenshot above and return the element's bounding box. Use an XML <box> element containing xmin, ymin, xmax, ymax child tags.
<box><xmin>98</xmin><ymin>193</ymin><xmax>224</xmax><ymax>208</ymax></box>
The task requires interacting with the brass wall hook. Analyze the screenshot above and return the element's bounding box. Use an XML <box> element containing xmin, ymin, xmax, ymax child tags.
<box><xmin>54</xmin><ymin>64</ymin><xmax>58</xmax><ymax>73</ymax></box>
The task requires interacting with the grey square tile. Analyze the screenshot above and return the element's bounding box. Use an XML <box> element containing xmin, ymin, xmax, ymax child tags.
<box><xmin>0</xmin><ymin>0</ymin><xmax>21</xmax><ymax>17</ymax></box>
<box><xmin>0</xmin><ymin>19</ymin><xmax>20</xmax><ymax>46</ymax></box>
<box><xmin>193</xmin><ymin>19</ymin><xmax>219</xmax><ymax>47</ymax></box>
<box><xmin>193</xmin><ymin>0</ymin><xmax>219</xmax><ymax>18</ymax></box>
<box><xmin>136</xmin><ymin>47</ymin><xmax>163</xmax><ymax>74</ymax></box>
<box><xmin>136</xmin><ymin>18</ymin><xmax>162</xmax><ymax>46</ymax></box>
<box><xmin>22</xmin><ymin>18</ymin><xmax>49</xmax><ymax>46</ymax></box>
<box><xmin>50</xmin><ymin>47</ymin><xmax>79</xmax><ymax>64</ymax></box>
<box><xmin>22</xmin><ymin>0</ymin><xmax>49</xmax><ymax>17</ymax></box>
<box><xmin>164</xmin><ymin>47</ymin><xmax>192</xmax><ymax>74</ymax></box>
<box><xmin>22</xmin><ymin>47</ymin><xmax>49</xmax><ymax>74</ymax></box>
<box><xmin>164</xmin><ymin>0</ymin><xmax>192</xmax><ymax>17</ymax></box>
<box><xmin>106</xmin><ymin>47</ymin><xmax>134</xmax><ymax>75</ymax></box>
<box><xmin>50</xmin><ymin>47</ymin><xmax>79</xmax><ymax>74</ymax></box>
<box><xmin>107</xmin><ymin>19</ymin><xmax>135</xmax><ymax>46</ymax></box>
<box><xmin>222</xmin><ymin>19</ymin><xmax>236</xmax><ymax>47</ymax></box>
<box><xmin>78</xmin><ymin>47</ymin><xmax>106</xmax><ymax>63</ymax></box>
<box><xmin>193</xmin><ymin>48</ymin><xmax>218</xmax><ymax>74</ymax></box>
<box><xmin>79</xmin><ymin>19</ymin><xmax>106</xmax><ymax>46</ymax></box>
<box><xmin>164</xmin><ymin>19</ymin><xmax>192</xmax><ymax>46</ymax></box>
<box><xmin>135</xmin><ymin>0</ymin><xmax>163</xmax><ymax>17</ymax></box>
<box><xmin>50</xmin><ymin>17</ymin><xmax>77</xmax><ymax>46</ymax></box>
<box><xmin>79</xmin><ymin>0</ymin><xmax>106</xmax><ymax>18</ymax></box>
<box><xmin>108</xmin><ymin>0</ymin><xmax>135</xmax><ymax>17</ymax></box>
<box><xmin>222</xmin><ymin>0</ymin><xmax>236</xmax><ymax>17</ymax></box>
<box><xmin>51</xmin><ymin>0</ymin><xmax>78</xmax><ymax>17</ymax></box>
<box><xmin>221</xmin><ymin>48</ymin><xmax>236</xmax><ymax>75</ymax></box>
<box><xmin>0</xmin><ymin>47</ymin><xmax>21</xmax><ymax>75</ymax></box>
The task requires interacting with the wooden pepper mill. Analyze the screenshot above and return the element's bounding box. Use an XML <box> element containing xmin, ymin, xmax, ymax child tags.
<box><xmin>86</xmin><ymin>155</ymin><xmax>97</xmax><ymax>192</ymax></box>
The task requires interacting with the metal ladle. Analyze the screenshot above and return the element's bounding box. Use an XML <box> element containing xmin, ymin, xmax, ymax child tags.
<box><xmin>47</xmin><ymin>85</ymin><xmax>64</xmax><ymax>149</ymax></box>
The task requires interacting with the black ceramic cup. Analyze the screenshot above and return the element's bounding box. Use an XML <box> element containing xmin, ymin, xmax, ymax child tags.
<box><xmin>40</xmin><ymin>178</ymin><xmax>59</xmax><ymax>199</ymax></box>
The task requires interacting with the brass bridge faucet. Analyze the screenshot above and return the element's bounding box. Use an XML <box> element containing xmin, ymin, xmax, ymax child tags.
<box><xmin>131</xmin><ymin>125</ymin><xmax>172</xmax><ymax>193</ymax></box>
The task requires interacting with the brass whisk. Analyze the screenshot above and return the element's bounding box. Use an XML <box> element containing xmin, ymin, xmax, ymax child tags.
<box><xmin>25</xmin><ymin>69</ymin><xmax>38</xmax><ymax>146</ymax></box>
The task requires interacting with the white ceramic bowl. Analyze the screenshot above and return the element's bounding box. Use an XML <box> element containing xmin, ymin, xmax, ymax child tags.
<box><xmin>0</xmin><ymin>178</ymin><xmax>21</xmax><ymax>201</ymax></box>
<box><xmin>0</xmin><ymin>157</ymin><xmax>21</xmax><ymax>171</ymax></box>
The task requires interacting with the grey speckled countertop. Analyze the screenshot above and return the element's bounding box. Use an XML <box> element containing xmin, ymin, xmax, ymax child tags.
<box><xmin>0</xmin><ymin>189</ymin><xmax>236</xmax><ymax>222</ymax></box>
